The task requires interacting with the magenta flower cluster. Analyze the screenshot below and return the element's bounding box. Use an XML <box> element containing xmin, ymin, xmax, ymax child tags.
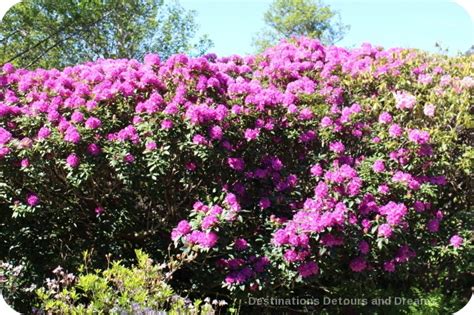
<box><xmin>0</xmin><ymin>37</ymin><xmax>470</xmax><ymax>293</ymax></box>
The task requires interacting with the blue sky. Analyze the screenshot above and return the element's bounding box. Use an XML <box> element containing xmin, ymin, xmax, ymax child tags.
<box><xmin>180</xmin><ymin>0</ymin><xmax>474</xmax><ymax>56</ymax></box>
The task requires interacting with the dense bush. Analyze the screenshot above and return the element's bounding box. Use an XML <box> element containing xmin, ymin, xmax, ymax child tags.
<box><xmin>0</xmin><ymin>37</ymin><xmax>472</xmax><ymax>312</ymax></box>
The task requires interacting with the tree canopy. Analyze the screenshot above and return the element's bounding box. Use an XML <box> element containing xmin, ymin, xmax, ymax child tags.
<box><xmin>0</xmin><ymin>0</ymin><xmax>212</xmax><ymax>69</ymax></box>
<box><xmin>253</xmin><ymin>0</ymin><xmax>349</xmax><ymax>52</ymax></box>
<box><xmin>465</xmin><ymin>45</ymin><xmax>474</xmax><ymax>56</ymax></box>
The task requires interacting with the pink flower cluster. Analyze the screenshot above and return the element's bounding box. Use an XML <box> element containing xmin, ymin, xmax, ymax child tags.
<box><xmin>0</xmin><ymin>37</ymin><xmax>469</xmax><ymax>291</ymax></box>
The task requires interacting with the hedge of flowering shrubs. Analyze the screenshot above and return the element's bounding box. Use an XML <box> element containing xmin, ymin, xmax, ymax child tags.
<box><xmin>0</xmin><ymin>37</ymin><xmax>473</xmax><ymax>312</ymax></box>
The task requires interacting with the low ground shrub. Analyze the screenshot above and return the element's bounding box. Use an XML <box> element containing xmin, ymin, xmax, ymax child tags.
<box><xmin>34</xmin><ymin>250</ymin><xmax>221</xmax><ymax>314</ymax></box>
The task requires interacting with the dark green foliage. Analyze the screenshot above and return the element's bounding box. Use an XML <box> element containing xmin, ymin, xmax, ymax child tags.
<box><xmin>0</xmin><ymin>0</ymin><xmax>212</xmax><ymax>69</ymax></box>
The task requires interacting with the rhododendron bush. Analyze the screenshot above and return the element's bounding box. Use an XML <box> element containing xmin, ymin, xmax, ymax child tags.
<box><xmin>0</xmin><ymin>38</ymin><xmax>472</xmax><ymax>312</ymax></box>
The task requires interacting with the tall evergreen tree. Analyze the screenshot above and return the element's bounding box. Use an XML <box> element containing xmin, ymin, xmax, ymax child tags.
<box><xmin>253</xmin><ymin>0</ymin><xmax>348</xmax><ymax>52</ymax></box>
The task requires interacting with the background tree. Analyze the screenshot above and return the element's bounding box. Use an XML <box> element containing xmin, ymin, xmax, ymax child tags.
<box><xmin>465</xmin><ymin>45</ymin><xmax>474</xmax><ymax>56</ymax></box>
<box><xmin>253</xmin><ymin>0</ymin><xmax>349</xmax><ymax>52</ymax></box>
<box><xmin>0</xmin><ymin>0</ymin><xmax>212</xmax><ymax>69</ymax></box>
